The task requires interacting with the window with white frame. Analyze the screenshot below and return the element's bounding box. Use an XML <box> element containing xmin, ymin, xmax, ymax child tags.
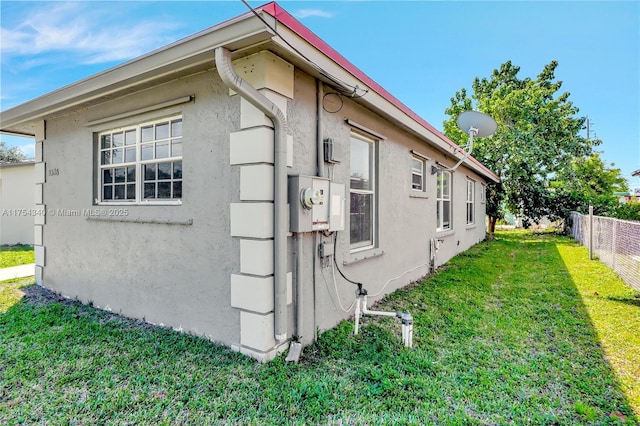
<box><xmin>466</xmin><ymin>179</ymin><xmax>475</xmax><ymax>224</ymax></box>
<box><xmin>481</xmin><ymin>183</ymin><xmax>486</xmax><ymax>203</ymax></box>
<box><xmin>350</xmin><ymin>134</ymin><xmax>376</xmax><ymax>250</ymax></box>
<box><xmin>98</xmin><ymin>116</ymin><xmax>183</xmax><ymax>203</ymax></box>
<box><xmin>436</xmin><ymin>169</ymin><xmax>452</xmax><ymax>231</ymax></box>
<box><xmin>411</xmin><ymin>156</ymin><xmax>425</xmax><ymax>191</ymax></box>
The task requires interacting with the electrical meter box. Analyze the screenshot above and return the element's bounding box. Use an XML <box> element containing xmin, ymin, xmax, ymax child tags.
<box><xmin>289</xmin><ymin>176</ymin><xmax>345</xmax><ymax>233</ymax></box>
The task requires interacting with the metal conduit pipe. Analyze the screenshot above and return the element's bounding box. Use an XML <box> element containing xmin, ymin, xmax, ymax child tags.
<box><xmin>317</xmin><ymin>80</ymin><xmax>325</xmax><ymax>178</ymax></box>
<box><xmin>215</xmin><ymin>47</ymin><xmax>289</xmax><ymax>343</ymax></box>
<box><xmin>296</xmin><ymin>233</ymin><xmax>303</xmax><ymax>339</ymax></box>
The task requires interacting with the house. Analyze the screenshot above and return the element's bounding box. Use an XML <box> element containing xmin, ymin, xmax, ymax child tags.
<box><xmin>0</xmin><ymin>161</ymin><xmax>36</xmax><ymax>245</ymax></box>
<box><xmin>0</xmin><ymin>2</ymin><xmax>499</xmax><ymax>361</ymax></box>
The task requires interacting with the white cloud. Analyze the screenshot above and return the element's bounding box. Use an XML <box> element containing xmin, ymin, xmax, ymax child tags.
<box><xmin>17</xmin><ymin>143</ymin><xmax>35</xmax><ymax>160</ymax></box>
<box><xmin>1</xmin><ymin>2</ymin><xmax>179</xmax><ymax>66</ymax></box>
<box><xmin>292</xmin><ymin>9</ymin><xmax>335</xmax><ymax>19</ymax></box>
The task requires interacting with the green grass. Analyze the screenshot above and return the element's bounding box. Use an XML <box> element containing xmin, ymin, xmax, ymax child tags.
<box><xmin>1</xmin><ymin>231</ymin><xmax>638</xmax><ymax>424</ymax></box>
<box><xmin>0</xmin><ymin>244</ymin><xmax>34</xmax><ymax>268</ymax></box>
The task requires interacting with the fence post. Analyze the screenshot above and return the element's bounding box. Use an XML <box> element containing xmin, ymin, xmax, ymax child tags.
<box><xmin>589</xmin><ymin>205</ymin><xmax>594</xmax><ymax>260</ymax></box>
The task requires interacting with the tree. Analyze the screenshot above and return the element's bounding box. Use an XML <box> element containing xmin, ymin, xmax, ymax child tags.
<box><xmin>549</xmin><ymin>153</ymin><xmax>629</xmax><ymax>219</ymax></box>
<box><xmin>0</xmin><ymin>140</ymin><xmax>28</xmax><ymax>163</ymax></box>
<box><xmin>443</xmin><ymin>60</ymin><xmax>597</xmax><ymax>232</ymax></box>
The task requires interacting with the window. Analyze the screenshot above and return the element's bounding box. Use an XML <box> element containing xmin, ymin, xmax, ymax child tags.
<box><xmin>350</xmin><ymin>134</ymin><xmax>375</xmax><ymax>250</ymax></box>
<box><xmin>98</xmin><ymin>116</ymin><xmax>182</xmax><ymax>203</ymax></box>
<box><xmin>436</xmin><ymin>170</ymin><xmax>452</xmax><ymax>231</ymax></box>
<box><xmin>411</xmin><ymin>156</ymin><xmax>425</xmax><ymax>191</ymax></box>
<box><xmin>466</xmin><ymin>179</ymin><xmax>475</xmax><ymax>224</ymax></box>
<box><xmin>481</xmin><ymin>183</ymin><xmax>486</xmax><ymax>204</ymax></box>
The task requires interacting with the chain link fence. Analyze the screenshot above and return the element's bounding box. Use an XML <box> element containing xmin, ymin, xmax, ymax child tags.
<box><xmin>570</xmin><ymin>211</ymin><xmax>640</xmax><ymax>292</ymax></box>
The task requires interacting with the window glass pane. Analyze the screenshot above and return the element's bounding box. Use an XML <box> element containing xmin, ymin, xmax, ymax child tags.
<box><xmin>125</xmin><ymin>130</ymin><xmax>136</xmax><ymax>146</ymax></box>
<box><xmin>144</xmin><ymin>183</ymin><xmax>156</xmax><ymax>199</ymax></box>
<box><xmin>126</xmin><ymin>184</ymin><xmax>136</xmax><ymax>200</ymax></box>
<box><xmin>443</xmin><ymin>200</ymin><xmax>451</xmax><ymax>229</ymax></box>
<box><xmin>156</xmin><ymin>122</ymin><xmax>169</xmax><ymax>140</ymax></box>
<box><xmin>114</xmin><ymin>184</ymin><xmax>125</xmax><ymax>200</ymax></box>
<box><xmin>114</xmin><ymin>168</ymin><xmax>126</xmax><ymax>183</ymax></box>
<box><xmin>127</xmin><ymin>166</ymin><xmax>136</xmax><ymax>182</ymax></box>
<box><xmin>158</xmin><ymin>162</ymin><xmax>171</xmax><ymax>180</ymax></box>
<box><xmin>350</xmin><ymin>192</ymin><xmax>372</xmax><ymax>246</ymax></box>
<box><xmin>173</xmin><ymin>161</ymin><xmax>182</xmax><ymax>179</ymax></box>
<box><xmin>103</xmin><ymin>169</ymin><xmax>113</xmax><ymax>184</ymax></box>
<box><xmin>103</xmin><ymin>185</ymin><xmax>113</xmax><ymax>200</ymax></box>
<box><xmin>101</xmin><ymin>135</ymin><xmax>111</xmax><ymax>149</ymax></box>
<box><xmin>436</xmin><ymin>200</ymin><xmax>441</xmax><ymax>228</ymax></box>
<box><xmin>157</xmin><ymin>182</ymin><xmax>171</xmax><ymax>198</ymax></box>
<box><xmin>442</xmin><ymin>173</ymin><xmax>450</xmax><ymax>199</ymax></box>
<box><xmin>125</xmin><ymin>147</ymin><xmax>136</xmax><ymax>163</ymax></box>
<box><xmin>113</xmin><ymin>132</ymin><xmax>124</xmax><ymax>147</ymax></box>
<box><xmin>412</xmin><ymin>158</ymin><xmax>422</xmax><ymax>172</ymax></box>
<box><xmin>437</xmin><ymin>173</ymin><xmax>443</xmax><ymax>198</ymax></box>
<box><xmin>350</xmin><ymin>137</ymin><xmax>371</xmax><ymax>190</ymax></box>
<box><xmin>101</xmin><ymin>151</ymin><xmax>111</xmax><ymax>165</ymax></box>
<box><xmin>171</xmin><ymin>140</ymin><xmax>182</xmax><ymax>157</ymax></box>
<box><xmin>144</xmin><ymin>164</ymin><xmax>156</xmax><ymax>181</ymax></box>
<box><xmin>412</xmin><ymin>174</ymin><xmax>423</xmax><ymax>190</ymax></box>
<box><xmin>141</xmin><ymin>125</ymin><xmax>153</xmax><ymax>142</ymax></box>
<box><xmin>113</xmin><ymin>148</ymin><xmax>124</xmax><ymax>164</ymax></box>
<box><xmin>141</xmin><ymin>144</ymin><xmax>153</xmax><ymax>161</ymax></box>
<box><xmin>156</xmin><ymin>142</ymin><xmax>169</xmax><ymax>159</ymax></box>
<box><xmin>172</xmin><ymin>182</ymin><xmax>182</xmax><ymax>199</ymax></box>
<box><xmin>171</xmin><ymin>119</ymin><xmax>183</xmax><ymax>137</ymax></box>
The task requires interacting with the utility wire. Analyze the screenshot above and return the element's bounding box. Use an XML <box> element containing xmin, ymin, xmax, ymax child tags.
<box><xmin>332</xmin><ymin>232</ymin><xmax>363</xmax><ymax>288</ymax></box>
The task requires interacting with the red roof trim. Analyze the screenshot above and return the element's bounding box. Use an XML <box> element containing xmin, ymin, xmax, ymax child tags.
<box><xmin>256</xmin><ymin>2</ymin><xmax>498</xmax><ymax>181</ymax></box>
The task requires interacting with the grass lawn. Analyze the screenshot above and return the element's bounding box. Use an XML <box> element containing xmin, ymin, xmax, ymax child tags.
<box><xmin>0</xmin><ymin>244</ymin><xmax>35</xmax><ymax>268</ymax></box>
<box><xmin>1</xmin><ymin>231</ymin><xmax>638</xmax><ymax>424</ymax></box>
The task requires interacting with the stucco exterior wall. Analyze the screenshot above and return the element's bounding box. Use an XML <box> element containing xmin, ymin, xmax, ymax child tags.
<box><xmin>288</xmin><ymin>69</ymin><xmax>488</xmax><ymax>339</ymax></box>
<box><xmin>36</xmin><ymin>50</ymin><xmax>488</xmax><ymax>359</ymax></box>
<box><xmin>0</xmin><ymin>162</ymin><xmax>36</xmax><ymax>245</ymax></box>
<box><xmin>38</xmin><ymin>70</ymin><xmax>242</xmax><ymax>345</ymax></box>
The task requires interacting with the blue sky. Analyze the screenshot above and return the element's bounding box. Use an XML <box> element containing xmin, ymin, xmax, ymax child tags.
<box><xmin>1</xmin><ymin>1</ymin><xmax>639</xmax><ymax>187</ymax></box>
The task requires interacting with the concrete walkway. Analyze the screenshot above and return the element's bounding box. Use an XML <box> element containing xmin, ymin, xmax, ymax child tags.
<box><xmin>0</xmin><ymin>264</ymin><xmax>35</xmax><ymax>281</ymax></box>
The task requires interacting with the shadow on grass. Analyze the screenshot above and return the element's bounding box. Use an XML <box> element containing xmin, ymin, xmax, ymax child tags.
<box><xmin>605</xmin><ymin>296</ymin><xmax>640</xmax><ymax>308</ymax></box>
<box><xmin>1</xmin><ymin>232</ymin><xmax>638</xmax><ymax>424</ymax></box>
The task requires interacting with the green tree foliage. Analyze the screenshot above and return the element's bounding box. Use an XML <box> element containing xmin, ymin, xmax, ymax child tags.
<box><xmin>0</xmin><ymin>140</ymin><xmax>28</xmax><ymax>163</ymax></box>
<box><xmin>443</xmin><ymin>60</ymin><xmax>597</xmax><ymax>231</ymax></box>
<box><xmin>611</xmin><ymin>201</ymin><xmax>640</xmax><ymax>222</ymax></box>
<box><xmin>549</xmin><ymin>153</ymin><xmax>629</xmax><ymax>219</ymax></box>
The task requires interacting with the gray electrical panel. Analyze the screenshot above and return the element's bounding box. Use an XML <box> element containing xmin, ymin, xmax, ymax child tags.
<box><xmin>288</xmin><ymin>176</ymin><xmax>345</xmax><ymax>233</ymax></box>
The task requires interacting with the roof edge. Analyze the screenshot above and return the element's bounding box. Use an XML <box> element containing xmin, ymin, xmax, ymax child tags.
<box><xmin>259</xmin><ymin>2</ymin><xmax>499</xmax><ymax>183</ymax></box>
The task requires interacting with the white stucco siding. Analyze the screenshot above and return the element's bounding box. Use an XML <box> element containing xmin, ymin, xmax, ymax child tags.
<box><xmin>0</xmin><ymin>162</ymin><xmax>36</xmax><ymax>245</ymax></box>
<box><xmin>39</xmin><ymin>70</ymin><xmax>243</xmax><ymax>345</ymax></box>
<box><xmin>288</xmin><ymin>68</ymin><xmax>489</xmax><ymax>337</ymax></box>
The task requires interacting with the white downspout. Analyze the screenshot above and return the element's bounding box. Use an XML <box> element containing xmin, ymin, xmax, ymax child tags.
<box><xmin>215</xmin><ymin>47</ymin><xmax>289</xmax><ymax>343</ymax></box>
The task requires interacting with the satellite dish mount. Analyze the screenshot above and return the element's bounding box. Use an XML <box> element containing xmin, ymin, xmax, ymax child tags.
<box><xmin>442</xmin><ymin>110</ymin><xmax>497</xmax><ymax>171</ymax></box>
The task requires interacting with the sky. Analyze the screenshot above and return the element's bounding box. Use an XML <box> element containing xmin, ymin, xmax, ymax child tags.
<box><xmin>1</xmin><ymin>0</ymin><xmax>639</xmax><ymax>188</ymax></box>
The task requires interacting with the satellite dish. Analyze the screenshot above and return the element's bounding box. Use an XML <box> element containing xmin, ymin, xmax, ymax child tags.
<box><xmin>457</xmin><ymin>110</ymin><xmax>497</xmax><ymax>138</ymax></box>
<box><xmin>438</xmin><ymin>110</ymin><xmax>497</xmax><ymax>171</ymax></box>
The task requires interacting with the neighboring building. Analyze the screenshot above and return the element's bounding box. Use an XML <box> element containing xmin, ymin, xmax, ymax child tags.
<box><xmin>0</xmin><ymin>3</ymin><xmax>499</xmax><ymax>360</ymax></box>
<box><xmin>0</xmin><ymin>161</ymin><xmax>36</xmax><ymax>245</ymax></box>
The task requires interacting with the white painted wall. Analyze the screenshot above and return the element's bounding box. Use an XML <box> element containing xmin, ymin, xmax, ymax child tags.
<box><xmin>0</xmin><ymin>162</ymin><xmax>36</xmax><ymax>245</ymax></box>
